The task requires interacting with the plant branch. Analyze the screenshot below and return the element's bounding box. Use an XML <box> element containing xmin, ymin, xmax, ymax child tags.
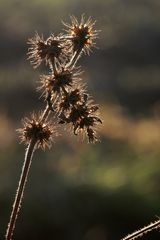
<box><xmin>121</xmin><ymin>219</ymin><xmax>160</xmax><ymax>240</ymax></box>
<box><xmin>41</xmin><ymin>93</ymin><xmax>58</xmax><ymax>123</ymax></box>
<box><xmin>67</xmin><ymin>49</ymin><xmax>82</xmax><ymax>69</ymax></box>
<box><xmin>41</xmin><ymin>105</ymin><xmax>51</xmax><ymax>122</ymax></box>
<box><xmin>5</xmin><ymin>138</ymin><xmax>37</xmax><ymax>240</ymax></box>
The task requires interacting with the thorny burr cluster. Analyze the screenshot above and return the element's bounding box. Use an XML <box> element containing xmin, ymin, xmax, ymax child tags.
<box><xmin>18</xmin><ymin>15</ymin><xmax>102</xmax><ymax>149</ymax></box>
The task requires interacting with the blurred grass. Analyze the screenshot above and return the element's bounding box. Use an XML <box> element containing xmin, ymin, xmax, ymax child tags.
<box><xmin>0</xmin><ymin>0</ymin><xmax>160</xmax><ymax>239</ymax></box>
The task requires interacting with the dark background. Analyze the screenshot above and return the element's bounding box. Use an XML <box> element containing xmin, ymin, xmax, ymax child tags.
<box><xmin>0</xmin><ymin>0</ymin><xmax>160</xmax><ymax>239</ymax></box>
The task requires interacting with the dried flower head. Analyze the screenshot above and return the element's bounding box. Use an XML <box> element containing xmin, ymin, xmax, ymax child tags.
<box><xmin>58</xmin><ymin>94</ymin><xmax>102</xmax><ymax>143</ymax></box>
<box><xmin>27</xmin><ymin>33</ymin><xmax>67</xmax><ymax>68</ymax></box>
<box><xmin>17</xmin><ymin>113</ymin><xmax>56</xmax><ymax>149</ymax></box>
<box><xmin>39</xmin><ymin>66</ymin><xmax>81</xmax><ymax>98</ymax></box>
<box><xmin>63</xmin><ymin>15</ymin><xmax>98</xmax><ymax>54</ymax></box>
<box><xmin>59</xmin><ymin>88</ymin><xmax>83</xmax><ymax>111</ymax></box>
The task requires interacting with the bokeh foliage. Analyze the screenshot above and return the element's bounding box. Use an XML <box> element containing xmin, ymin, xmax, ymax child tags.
<box><xmin>0</xmin><ymin>0</ymin><xmax>160</xmax><ymax>239</ymax></box>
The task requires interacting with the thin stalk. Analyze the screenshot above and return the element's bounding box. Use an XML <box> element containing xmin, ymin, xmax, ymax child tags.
<box><xmin>5</xmin><ymin>138</ymin><xmax>37</xmax><ymax>240</ymax></box>
<box><xmin>67</xmin><ymin>49</ymin><xmax>82</xmax><ymax>69</ymax></box>
<box><xmin>41</xmin><ymin>93</ymin><xmax>58</xmax><ymax>122</ymax></box>
<box><xmin>49</xmin><ymin>57</ymin><xmax>58</xmax><ymax>75</ymax></box>
<box><xmin>41</xmin><ymin>105</ymin><xmax>50</xmax><ymax>122</ymax></box>
<box><xmin>121</xmin><ymin>219</ymin><xmax>160</xmax><ymax>240</ymax></box>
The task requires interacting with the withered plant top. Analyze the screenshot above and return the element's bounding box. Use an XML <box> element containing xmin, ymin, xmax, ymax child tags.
<box><xmin>19</xmin><ymin>15</ymin><xmax>102</xmax><ymax>149</ymax></box>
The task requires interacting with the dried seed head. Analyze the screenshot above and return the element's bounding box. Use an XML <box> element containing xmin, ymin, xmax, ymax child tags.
<box><xmin>59</xmin><ymin>88</ymin><xmax>82</xmax><ymax>111</ymax></box>
<box><xmin>27</xmin><ymin>33</ymin><xmax>68</xmax><ymax>68</ymax></box>
<box><xmin>17</xmin><ymin>113</ymin><xmax>57</xmax><ymax>150</ymax></box>
<box><xmin>71</xmin><ymin>101</ymin><xmax>101</xmax><ymax>143</ymax></box>
<box><xmin>58</xmin><ymin>93</ymin><xmax>102</xmax><ymax>143</ymax></box>
<box><xmin>63</xmin><ymin>15</ymin><xmax>99</xmax><ymax>54</ymax></box>
<box><xmin>27</xmin><ymin>33</ymin><xmax>46</xmax><ymax>68</ymax></box>
<box><xmin>26</xmin><ymin>15</ymin><xmax>101</xmax><ymax>144</ymax></box>
<box><xmin>39</xmin><ymin>66</ymin><xmax>81</xmax><ymax>97</ymax></box>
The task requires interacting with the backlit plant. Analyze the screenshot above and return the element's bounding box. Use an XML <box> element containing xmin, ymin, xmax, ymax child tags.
<box><xmin>5</xmin><ymin>15</ymin><xmax>102</xmax><ymax>240</ymax></box>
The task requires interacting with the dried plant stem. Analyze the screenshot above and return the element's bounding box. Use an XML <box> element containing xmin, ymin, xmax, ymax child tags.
<box><xmin>5</xmin><ymin>138</ymin><xmax>37</xmax><ymax>240</ymax></box>
<box><xmin>41</xmin><ymin>93</ymin><xmax>58</xmax><ymax>122</ymax></box>
<box><xmin>121</xmin><ymin>219</ymin><xmax>160</xmax><ymax>240</ymax></box>
<box><xmin>41</xmin><ymin>105</ymin><xmax>51</xmax><ymax>122</ymax></box>
<box><xmin>67</xmin><ymin>49</ymin><xmax>82</xmax><ymax>68</ymax></box>
<box><xmin>50</xmin><ymin>57</ymin><xmax>57</xmax><ymax>75</ymax></box>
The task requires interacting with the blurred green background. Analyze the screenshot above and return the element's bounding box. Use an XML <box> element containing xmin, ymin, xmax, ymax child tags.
<box><xmin>0</xmin><ymin>0</ymin><xmax>160</xmax><ymax>239</ymax></box>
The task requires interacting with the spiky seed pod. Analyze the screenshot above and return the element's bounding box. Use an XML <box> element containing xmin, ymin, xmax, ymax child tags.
<box><xmin>69</xmin><ymin>102</ymin><xmax>101</xmax><ymax>143</ymax></box>
<box><xmin>87</xmin><ymin>128</ymin><xmax>98</xmax><ymax>143</ymax></box>
<box><xmin>70</xmin><ymin>101</ymin><xmax>101</xmax><ymax>143</ymax></box>
<box><xmin>58</xmin><ymin>93</ymin><xmax>102</xmax><ymax>143</ymax></box>
<box><xmin>45</xmin><ymin>34</ymin><xmax>69</xmax><ymax>66</ymax></box>
<box><xmin>27</xmin><ymin>33</ymin><xmax>68</xmax><ymax>68</ymax></box>
<box><xmin>39</xmin><ymin>66</ymin><xmax>81</xmax><ymax>97</ymax></box>
<box><xmin>27</xmin><ymin>33</ymin><xmax>46</xmax><ymax>68</ymax></box>
<box><xmin>59</xmin><ymin>89</ymin><xmax>82</xmax><ymax>111</ymax></box>
<box><xmin>63</xmin><ymin>15</ymin><xmax>99</xmax><ymax>54</ymax></box>
<box><xmin>17</xmin><ymin>113</ymin><xmax>56</xmax><ymax>150</ymax></box>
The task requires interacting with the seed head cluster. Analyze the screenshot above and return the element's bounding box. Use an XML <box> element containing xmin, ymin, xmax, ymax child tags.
<box><xmin>17</xmin><ymin>113</ymin><xmax>56</xmax><ymax>149</ymax></box>
<box><xmin>28</xmin><ymin>33</ymin><xmax>68</xmax><ymax>68</ymax></box>
<box><xmin>18</xmin><ymin>15</ymin><xmax>102</xmax><ymax>148</ymax></box>
<box><xmin>63</xmin><ymin>15</ymin><xmax>99</xmax><ymax>54</ymax></box>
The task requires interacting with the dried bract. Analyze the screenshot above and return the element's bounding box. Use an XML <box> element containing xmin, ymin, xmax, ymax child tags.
<box><xmin>59</xmin><ymin>93</ymin><xmax>102</xmax><ymax>143</ymax></box>
<box><xmin>28</xmin><ymin>33</ymin><xmax>68</xmax><ymax>68</ymax></box>
<box><xmin>17</xmin><ymin>113</ymin><xmax>56</xmax><ymax>149</ymax></box>
<box><xmin>63</xmin><ymin>15</ymin><xmax>98</xmax><ymax>54</ymax></box>
<box><xmin>39</xmin><ymin>66</ymin><xmax>81</xmax><ymax>97</ymax></box>
<box><xmin>59</xmin><ymin>88</ymin><xmax>83</xmax><ymax>111</ymax></box>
